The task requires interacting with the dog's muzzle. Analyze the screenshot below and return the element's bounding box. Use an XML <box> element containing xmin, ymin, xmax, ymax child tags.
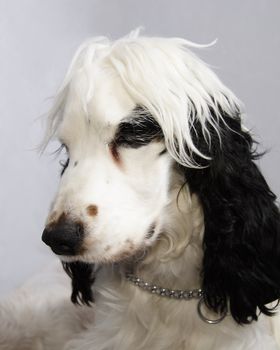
<box><xmin>42</xmin><ymin>217</ymin><xmax>84</xmax><ymax>256</ymax></box>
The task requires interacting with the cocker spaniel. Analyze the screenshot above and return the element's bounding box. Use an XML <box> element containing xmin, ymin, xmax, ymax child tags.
<box><xmin>1</xmin><ymin>32</ymin><xmax>280</xmax><ymax>350</ymax></box>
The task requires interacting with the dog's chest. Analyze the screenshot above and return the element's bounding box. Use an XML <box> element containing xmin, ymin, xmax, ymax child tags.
<box><xmin>83</xmin><ymin>274</ymin><xmax>278</xmax><ymax>350</ymax></box>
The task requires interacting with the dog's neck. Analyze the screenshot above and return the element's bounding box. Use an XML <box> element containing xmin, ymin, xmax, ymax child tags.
<box><xmin>131</xmin><ymin>172</ymin><xmax>205</xmax><ymax>291</ymax></box>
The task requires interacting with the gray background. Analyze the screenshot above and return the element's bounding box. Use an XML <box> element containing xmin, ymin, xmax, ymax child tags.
<box><xmin>0</xmin><ymin>0</ymin><xmax>279</xmax><ymax>296</ymax></box>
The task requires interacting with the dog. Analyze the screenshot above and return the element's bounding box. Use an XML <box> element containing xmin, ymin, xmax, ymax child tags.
<box><xmin>1</xmin><ymin>32</ymin><xmax>280</xmax><ymax>350</ymax></box>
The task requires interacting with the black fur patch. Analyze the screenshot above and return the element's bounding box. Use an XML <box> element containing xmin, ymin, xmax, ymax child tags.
<box><xmin>114</xmin><ymin>106</ymin><xmax>163</xmax><ymax>148</ymax></box>
<box><xmin>62</xmin><ymin>261</ymin><xmax>95</xmax><ymax>305</ymax></box>
<box><xmin>183</xmin><ymin>109</ymin><xmax>280</xmax><ymax>324</ymax></box>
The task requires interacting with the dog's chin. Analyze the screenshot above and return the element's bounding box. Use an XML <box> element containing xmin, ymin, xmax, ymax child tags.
<box><xmin>59</xmin><ymin>245</ymin><xmax>147</xmax><ymax>266</ymax></box>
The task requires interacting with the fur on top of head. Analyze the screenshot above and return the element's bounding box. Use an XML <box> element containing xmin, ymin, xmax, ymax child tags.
<box><xmin>43</xmin><ymin>30</ymin><xmax>240</xmax><ymax>167</ymax></box>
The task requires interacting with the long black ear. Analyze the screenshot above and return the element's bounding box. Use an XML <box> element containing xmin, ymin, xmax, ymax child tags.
<box><xmin>62</xmin><ymin>261</ymin><xmax>95</xmax><ymax>305</ymax></box>
<box><xmin>184</xmin><ymin>109</ymin><xmax>280</xmax><ymax>324</ymax></box>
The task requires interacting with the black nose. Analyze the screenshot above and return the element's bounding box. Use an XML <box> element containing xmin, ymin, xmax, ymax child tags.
<box><xmin>42</xmin><ymin>219</ymin><xmax>84</xmax><ymax>256</ymax></box>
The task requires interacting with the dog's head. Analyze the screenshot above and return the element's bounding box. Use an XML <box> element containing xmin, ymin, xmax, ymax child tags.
<box><xmin>42</xmin><ymin>77</ymin><xmax>172</xmax><ymax>264</ymax></box>
<box><xmin>42</xmin><ymin>34</ymin><xmax>280</xmax><ymax>323</ymax></box>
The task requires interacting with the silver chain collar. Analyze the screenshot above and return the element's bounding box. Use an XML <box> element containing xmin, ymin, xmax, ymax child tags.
<box><xmin>125</xmin><ymin>273</ymin><xmax>227</xmax><ymax>324</ymax></box>
<box><xmin>125</xmin><ymin>273</ymin><xmax>203</xmax><ymax>300</ymax></box>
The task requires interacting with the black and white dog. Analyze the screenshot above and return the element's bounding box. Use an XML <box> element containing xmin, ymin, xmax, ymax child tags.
<box><xmin>1</xmin><ymin>32</ymin><xmax>280</xmax><ymax>350</ymax></box>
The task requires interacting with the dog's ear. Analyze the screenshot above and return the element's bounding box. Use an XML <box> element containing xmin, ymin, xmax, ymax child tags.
<box><xmin>62</xmin><ymin>262</ymin><xmax>95</xmax><ymax>305</ymax></box>
<box><xmin>183</xmin><ymin>108</ymin><xmax>280</xmax><ymax>324</ymax></box>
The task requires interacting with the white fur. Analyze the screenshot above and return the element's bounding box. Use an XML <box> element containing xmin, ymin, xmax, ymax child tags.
<box><xmin>43</xmin><ymin>30</ymin><xmax>240</xmax><ymax>167</ymax></box>
<box><xmin>0</xmin><ymin>33</ymin><xmax>279</xmax><ymax>350</ymax></box>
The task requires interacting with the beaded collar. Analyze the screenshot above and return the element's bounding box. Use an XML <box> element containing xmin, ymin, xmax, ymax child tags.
<box><xmin>125</xmin><ymin>273</ymin><xmax>203</xmax><ymax>300</ymax></box>
<box><xmin>125</xmin><ymin>273</ymin><xmax>227</xmax><ymax>324</ymax></box>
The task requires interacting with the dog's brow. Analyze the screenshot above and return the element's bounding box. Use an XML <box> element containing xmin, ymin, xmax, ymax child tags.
<box><xmin>114</xmin><ymin>107</ymin><xmax>163</xmax><ymax>148</ymax></box>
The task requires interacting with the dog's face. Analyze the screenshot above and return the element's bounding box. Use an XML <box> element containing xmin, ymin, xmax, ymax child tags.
<box><xmin>42</xmin><ymin>68</ymin><xmax>172</xmax><ymax>263</ymax></box>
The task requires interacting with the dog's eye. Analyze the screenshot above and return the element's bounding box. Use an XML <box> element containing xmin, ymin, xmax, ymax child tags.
<box><xmin>60</xmin><ymin>158</ymin><xmax>69</xmax><ymax>176</ymax></box>
<box><xmin>159</xmin><ymin>148</ymin><xmax>167</xmax><ymax>156</ymax></box>
<box><xmin>114</xmin><ymin>116</ymin><xmax>163</xmax><ymax>148</ymax></box>
<box><xmin>57</xmin><ymin>143</ymin><xmax>69</xmax><ymax>176</ymax></box>
<box><xmin>109</xmin><ymin>142</ymin><xmax>120</xmax><ymax>163</ymax></box>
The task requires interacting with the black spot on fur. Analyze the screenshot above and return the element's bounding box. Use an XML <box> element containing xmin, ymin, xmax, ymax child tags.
<box><xmin>182</xmin><ymin>108</ymin><xmax>280</xmax><ymax>324</ymax></box>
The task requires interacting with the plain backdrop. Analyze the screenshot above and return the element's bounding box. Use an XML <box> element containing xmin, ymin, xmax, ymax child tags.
<box><xmin>0</xmin><ymin>0</ymin><xmax>279</xmax><ymax>296</ymax></box>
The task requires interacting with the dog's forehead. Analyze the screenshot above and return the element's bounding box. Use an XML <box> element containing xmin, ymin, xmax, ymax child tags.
<box><xmin>88</xmin><ymin>68</ymin><xmax>135</xmax><ymax>126</ymax></box>
<box><xmin>61</xmin><ymin>67</ymin><xmax>136</xmax><ymax>141</ymax></box>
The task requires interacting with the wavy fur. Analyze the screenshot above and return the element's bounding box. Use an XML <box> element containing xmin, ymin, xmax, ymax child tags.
<box><xmin>183</xmin><ymin>109</ymin><xmax>280</xmax><ymax>323</ymax></box>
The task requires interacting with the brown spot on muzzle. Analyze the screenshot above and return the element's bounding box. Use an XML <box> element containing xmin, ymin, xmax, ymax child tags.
<box><xmin>86</xmin><ymin>205</ymin><xmax>98</xmax><ymax>217</ymax></box>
